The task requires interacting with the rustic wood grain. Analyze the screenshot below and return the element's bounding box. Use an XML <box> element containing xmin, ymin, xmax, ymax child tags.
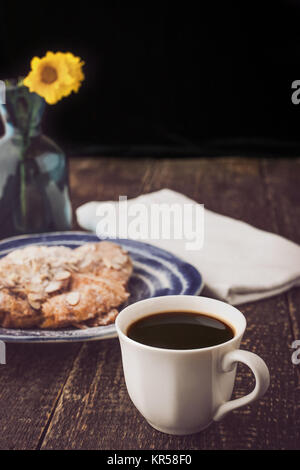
<box><xmin>1</xmin><ymin>156</ymin><xmax>299</xmax><ymax>450</ymax></box>
<box><xmin>261</xmin><ymin>159</ymin><xmax>300</xmax><ymax>340</ymax></box>
<box><xmin>69</xmin><ymin>157</ymin><xmax>155</xmax><ymax>226</ymax></box>
<box><xmin>39</xmin><ymin>157</ymin><xmax>300</xmax><ymax>450</ymax></box>
<box><xmin>0</xmin><ymin>342</ymin><xmax>81</xmax><ymax>449</ymax></box>
<box><xmin>261</xmin><ymin>158</ymin><xmax>300</xmax><ymax>392</ymax></box>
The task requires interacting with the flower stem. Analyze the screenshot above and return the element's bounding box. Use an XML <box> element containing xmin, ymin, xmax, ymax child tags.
<box><xmin>19</xmin><ymin>158</ymin><xmax>27</xmax><ymax>228</ymax></box>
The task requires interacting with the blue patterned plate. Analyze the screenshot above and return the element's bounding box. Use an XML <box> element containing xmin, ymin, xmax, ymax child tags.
<box><xmin>0</xmin><ymin>232</ymin><xmax>203</xmax><ymax>343</ymax></box>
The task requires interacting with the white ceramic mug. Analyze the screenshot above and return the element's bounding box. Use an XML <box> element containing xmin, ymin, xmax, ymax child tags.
<box><xmin>116</xmin><ymin>295</ymin><xmax>270</xmax><ymax>435</ymax></box>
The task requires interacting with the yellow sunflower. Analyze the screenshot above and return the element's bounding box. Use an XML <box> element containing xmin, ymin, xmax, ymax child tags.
<box><xmin>23</xmin><ymin>51</ymin><xmax>84</xmax><ymax>104</ymax></box>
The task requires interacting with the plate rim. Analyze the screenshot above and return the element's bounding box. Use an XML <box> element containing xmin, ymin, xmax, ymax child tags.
<box><xmin>0</xmin><ymin>231</ymin><xmax>203</xmax><ymax>343</ymax></box>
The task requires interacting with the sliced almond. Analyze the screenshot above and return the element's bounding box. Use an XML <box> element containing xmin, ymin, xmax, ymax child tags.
<box><xmin>30</xmin><ymin>260</ymin><xmax>39</xmax><ymax>273</ymax></box>
<box><xmin>54</xmin><ymin>271</ymin><xmax>71</xmax><ymax>281</ymax></box>
<box><xmin>103</xmin><ymin>257</ymin><xmax>112</xmax><ymax>269</ymax></box>
<box><xmin>66</xmin><ymin>291</ymin><xmax>80</xmax><ymax>306</ymax></box>
<box><xmin>67</xmin><ymin>263</ymin><xmax>79</xmax><ymax>272</ymax></box>
<box><xmin>28</xmin><ymin>294</ymin><xmax>42</xmax><ymax>310</ymax></box>
<box><xmin>79</xmin><ymin>259</ymin><xmax>92</xmax><ymax>269</ymax></box>
<box><xmin>3</xmin><ymin>280</ymin><xmax>15</xmax><ymax>288</ymax></box>
<box><xmin>111</xmin><ymin>254</ymin><xmax>127</xmax><ymax>269</ymax></box>
<box><xmin>28</xmin><ymin>292</ymin><xmax>43</xmax><ymax>301</ymax></box>
<box><xmin>7</xmin><ymin>273</ymin><xmax>19</xmax><ymax>284</ymax></box>
<box><xmin>29</xmin><ymin>300</ymin><xmax>41</xmax><ymax>310</ymax></box>
<box><xmin>45</xmin><ymin>281</ymin><xmax>62</xmax><ymax>294</ymax></box>
<box><xmin>111</xmin><ymin>263</ymin><xmax>122</xmax><ymax>270</ymax></box>
<box><xmin>29</xmin><ymin>283</ymin><xmax>44</xmax><ymax>294</ymax></box>
<box><xmin>31</xmin><ymin>274</ymin><xmax>43</xmax><ymax>284</ymax></box>
<box><xmin>119</xmin><ymin>253</ymin><xmax>128</xmax><ymax>262</ymax></box>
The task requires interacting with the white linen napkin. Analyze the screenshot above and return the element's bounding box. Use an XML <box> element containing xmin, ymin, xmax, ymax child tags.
<box><xmin>76</xmin><ymin>189</ymin><xmax>300</xmax><ymax>305</ymax></box>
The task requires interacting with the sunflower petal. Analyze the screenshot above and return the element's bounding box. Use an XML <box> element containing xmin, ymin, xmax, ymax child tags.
<box><xmin>23</xmin><ymin>51</ymin><xmax>84</xmax><ymax>104</ymax></box>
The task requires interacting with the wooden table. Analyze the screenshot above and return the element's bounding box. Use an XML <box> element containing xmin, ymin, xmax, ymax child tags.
<box><xmin>0</xmin><ymin>156</ymin><xmax>299</xmax><ymax>450</ymax></box>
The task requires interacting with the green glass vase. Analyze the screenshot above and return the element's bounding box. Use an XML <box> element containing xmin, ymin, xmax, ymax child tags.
<box><xmin>0</xmin><ymin>83</ymin><xmax>72</xmax><ymax>239</ymax></box>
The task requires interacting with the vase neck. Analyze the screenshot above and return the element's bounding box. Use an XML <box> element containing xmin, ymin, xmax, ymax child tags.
<box><xmin>1</xmin><ymin>85</ymin><xmax>45</xmax><ymax>139</ymax></box>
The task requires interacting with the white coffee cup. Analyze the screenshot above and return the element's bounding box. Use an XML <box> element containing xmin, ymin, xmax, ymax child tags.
<box><xmin>116</xmin><ymin>295</ymin><xmax>270</xmax><ymax>435</ymax></box>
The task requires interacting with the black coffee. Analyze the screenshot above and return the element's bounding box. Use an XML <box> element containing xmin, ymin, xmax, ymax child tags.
<box><xmin>127</xmin><ymin>311</ymin><xmax>234</xmax><ymax>350</ymax></box>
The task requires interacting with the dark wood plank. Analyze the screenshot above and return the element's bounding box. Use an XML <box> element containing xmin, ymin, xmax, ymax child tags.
<box><xmin>261</xmin><ymin>158</ymin><xmax>300</xmax><ymax>331</ymax></box>
<box><xmin>69</xmin><ymin>157</ymin><xmax>154</xmax><ymax>224</ymax></box>
<box><xmin>261</xmin><ymin>158</ymin><xmax>300</xmax><ymax>392</ymax></box>
<box><xmin>0</xmin><ymin>342</ymin><xmax>81</xmax><ymax>450</ymax></box>
<box><xmin>41</xmin><ymin>339</ymin><xmax>146</xmax><ymax>450</ymax></box>
<box><xmin>41</xmin><ymin>157</ymin><xmax>299</xmax><ymax>449</ymax></box>
<box><xmin>261</xmin><ymin>158</ymin><xmax>300</xmax><ymax>244</ymax></box>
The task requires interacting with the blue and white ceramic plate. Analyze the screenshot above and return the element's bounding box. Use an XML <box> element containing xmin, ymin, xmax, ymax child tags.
<box><xmin>0</xmin><ymin>232</ymin><xmax>203</xmax><ymax>343</ymax></box>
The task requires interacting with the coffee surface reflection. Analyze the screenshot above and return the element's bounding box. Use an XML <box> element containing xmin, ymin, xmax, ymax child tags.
<box><xmin>127</xmin><ymin>311</ymin><xmax>234</xmax><ymax>350</ymax></box>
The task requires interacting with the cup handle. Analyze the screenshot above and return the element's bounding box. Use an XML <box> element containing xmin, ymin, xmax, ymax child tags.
<box><xmin>213</xmin><ymin>349</ymin><xmax>270</xmax><ymax>421</ymax></box>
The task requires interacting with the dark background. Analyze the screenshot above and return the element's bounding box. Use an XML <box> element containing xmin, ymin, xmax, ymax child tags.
<box><xmin>1</xmin><ymin>2</ymin><xmax>300</xmax><ymax>157</ymax></box>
